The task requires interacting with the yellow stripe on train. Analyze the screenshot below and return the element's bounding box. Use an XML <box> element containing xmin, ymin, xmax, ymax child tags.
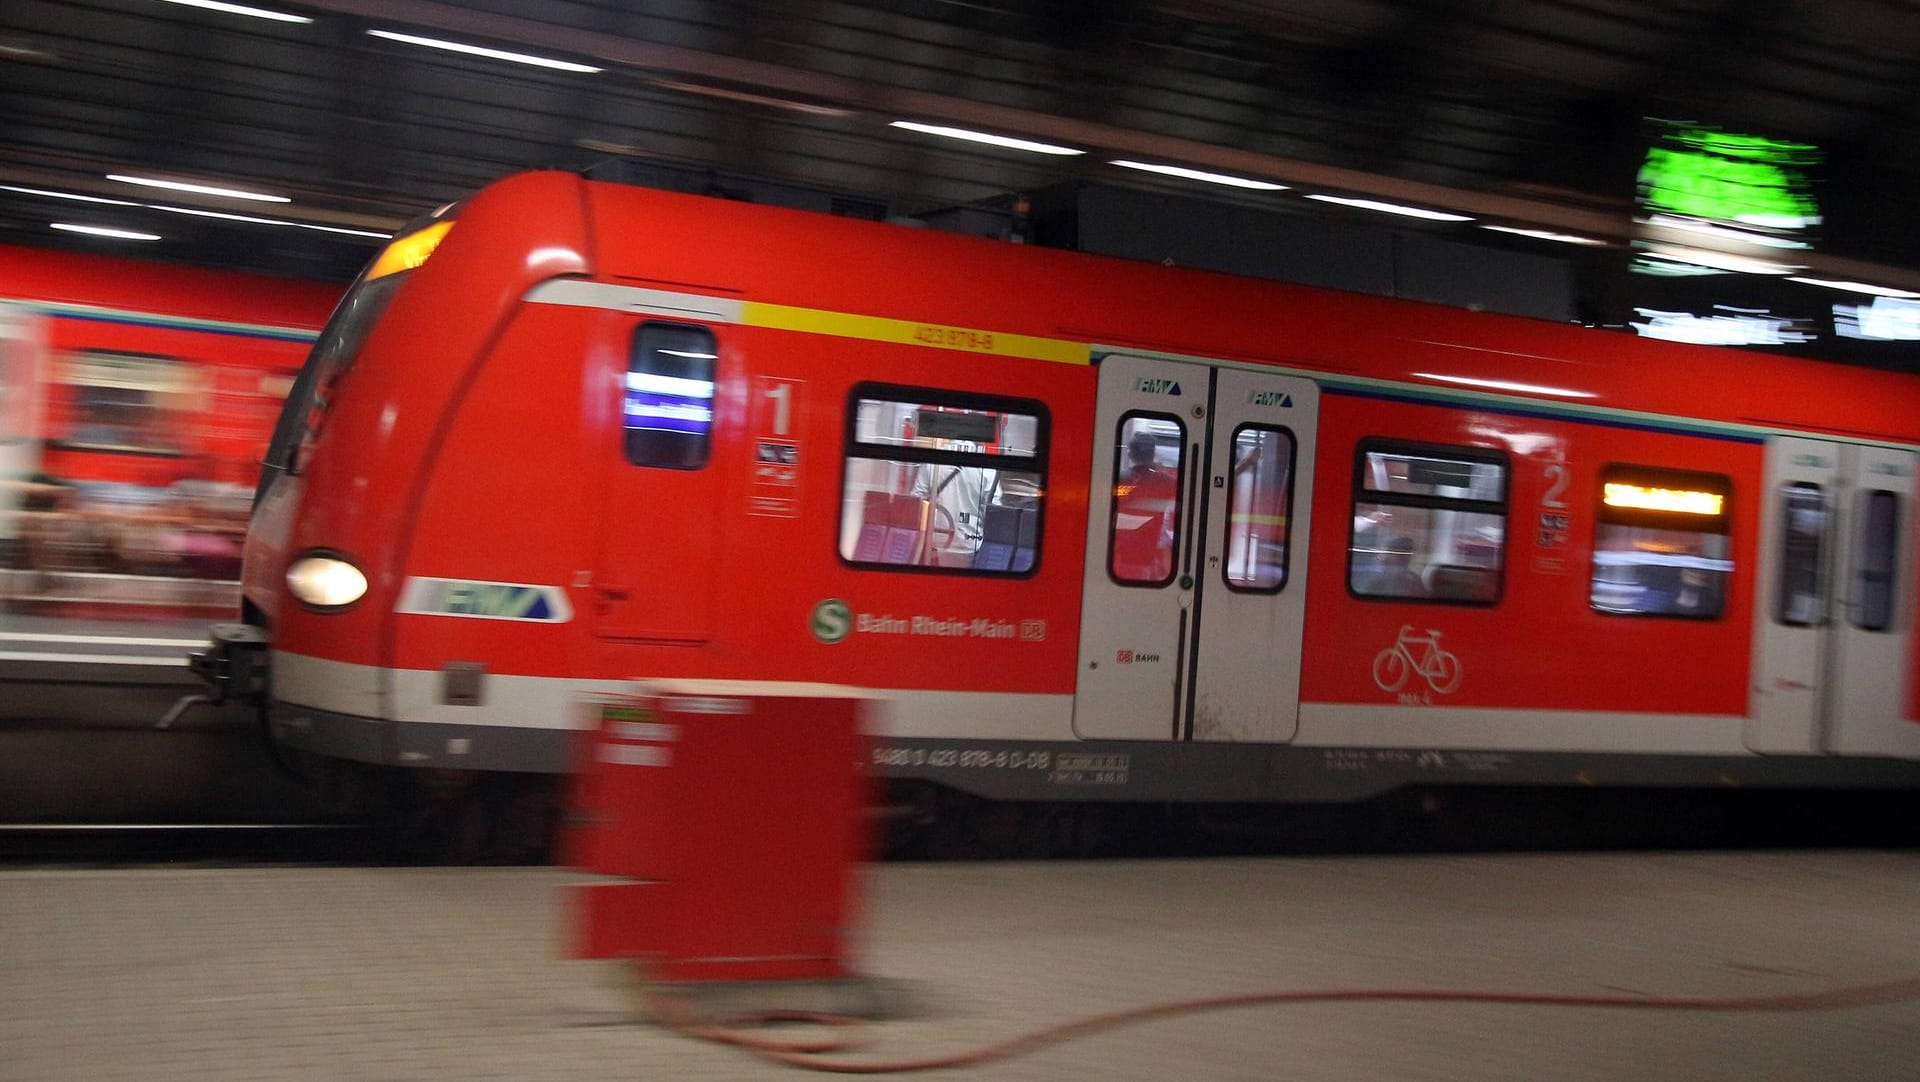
<box><xmin>742</xmin><ymin>301</ymin><xmax>1091</xmax><ymax>366</ymax></box>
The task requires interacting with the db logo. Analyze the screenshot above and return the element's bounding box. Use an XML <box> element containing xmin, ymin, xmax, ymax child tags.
<box><xmin>1116</xmin><ymin>650</ymin><xmax>1134</xmax><ymax>664</ymax></box>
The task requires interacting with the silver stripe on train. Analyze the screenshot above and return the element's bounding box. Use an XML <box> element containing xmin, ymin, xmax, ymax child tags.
<box><xmin>523</xmin><ymin>279</ymin><xmax>743</xmax><ymax>322</ymax></box>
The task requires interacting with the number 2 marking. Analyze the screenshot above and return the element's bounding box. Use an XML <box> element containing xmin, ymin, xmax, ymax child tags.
<box><xmin>1542</xmin><ymin>464</ymin><xmax>1570</xmax><ymax>509</ymax></box>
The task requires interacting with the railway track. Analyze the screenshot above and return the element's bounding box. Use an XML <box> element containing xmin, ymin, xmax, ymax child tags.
<box><xmin>0</xmin><ymin>822</ymin><xmax>378</xmax><ymax>863</ymax></box>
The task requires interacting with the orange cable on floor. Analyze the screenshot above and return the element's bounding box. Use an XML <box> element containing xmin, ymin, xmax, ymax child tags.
<box><xmin>644</xmin><ymin>975</ymin><xmax>1920</xmax><ymax>1075</ymax></box>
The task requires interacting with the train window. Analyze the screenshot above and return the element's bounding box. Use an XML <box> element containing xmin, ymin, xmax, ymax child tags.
<box><xmin>1590</xmin><ymin>465</ymin><xmax>1734</xmax><ymax>619</ymax></box>
<box><xmin>1851</xmin><ymin>490</ymin><xmax>1899</xmax><ymax>632</ymax></box>
<box><xmin>1349</xmin><ymin>441</ymin><xmax>1507</xmax><ymax>604</ymax></box>
<box><xmin>1224</xmin><ymin>425</ymin><xmax>1296</xmax><ymax>592</ymax></box>
<box><xmin>1777</xmin><ymin>482</ymin><xmax>1829</xmax><ymax>626</ymax></box>
<box><xmin>274</xmin><ymin>270</ymin><xmax>407</xmax><ymax>477</ymax></box>
<box><xmin>1108</xmin><ymin>414</ymin><xmax>1186</xmax><ymax>587</ymax></box>
<box><xmin>838</xmin><ymin>384</ymin><xmax>1047</xmax><ymax>575</ymax></box>
<box><xmin>624</xmin><ymin>323</ymin><xmax>717</xmax><ymax>470</ymax></box>
<box><xmin>52</xmin><ymin>351</ymin><xmax>188</xmax><ymax>455</ymax></box>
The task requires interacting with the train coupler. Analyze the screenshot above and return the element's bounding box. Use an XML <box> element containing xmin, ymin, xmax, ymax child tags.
<box><xmin>185</xmin><ymin>622</ymin><xmax>272</xmax><ymax>708</ymax></box>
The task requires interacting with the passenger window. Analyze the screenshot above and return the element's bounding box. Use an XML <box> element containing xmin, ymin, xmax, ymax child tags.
<box><xmin>624</xmin><ymin>323</ymin><xmax>716</xmax><ymax>470</ymax></box>
<box><xmin>1777</xmin><ymin>482</ymin><xmax>1829</xmax><ymax>626</ymax></box>
<box><xmin>838</xmin><ymin>384</ymin><xmax>1046</xmax><ymax>574</ymax></box>
<box><xmin>1224</xmin><ymin>425</ymin><xmax>1296</xmax><ymax>592</ymax></box>
<box><xmin>1852</xmin><ymin>490</ymin><xmax>1899</xmax><ymax>632</ymax></box>
<box><xmin>57</xmin><ymin>351</ymin><xmax>187</xmax><ymax>455</ymax></box>
<box><xmin>1109</xmin><ymin>413</ymin><xmax>1186</xmax><ymax>587</ymax></box>
<box><xmin>1349</xmin><ymin>441</ymin><xmax>1507</xmax><ymax>604</ymax></box>
<box><xmin>1590</xmin><ymin>465</ymin><xmax>1733</xmax><ymax>619</ymax></box>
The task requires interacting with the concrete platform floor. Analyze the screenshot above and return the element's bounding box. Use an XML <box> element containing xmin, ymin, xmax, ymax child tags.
<box><xmin>2</xmin><ymin>851</ymin><xmax>1917</xmax><ymax>1080</ymax></box>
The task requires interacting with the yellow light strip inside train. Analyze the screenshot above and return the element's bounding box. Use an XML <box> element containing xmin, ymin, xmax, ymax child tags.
<box><xmin>368</xmin><ymin>220</ymin><xmax>454</xmax><ymax>280</ymax></box>
<box><xmin>742</xmin><ymin>301</ymin><xmax>1091</xmax><ymax>365</ymax></box>
<box><xmin>1603</xmin><ymin>483</ymin><xmax>1724</xmax><ymax>515</ymax></box>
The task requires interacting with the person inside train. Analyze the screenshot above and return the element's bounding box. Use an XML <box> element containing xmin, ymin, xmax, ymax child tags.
<box><xmin>1112</xmin><ymin>429</ymin><xmax>1180</xmax><ymax>583</ymax></box>
<box><xmin>912</xmin><ymin>462</ymin><xmax>995</xmax><ymax>566</ymax></box>
<box><xmin>1357</xmin><ymin>533</ymin><xmax>1427</xmax><ymax>597</ymax></box>
<box><xmin>1636</xmin><ymin>564</ymin><xmax>1716</xmax><ymax>616</ymax></box>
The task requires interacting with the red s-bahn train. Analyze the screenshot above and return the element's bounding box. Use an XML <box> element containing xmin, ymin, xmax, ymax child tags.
<box><xmin>199</xmin><ymin>169</ymin><xmax>1920</xmax><ymax>810</ymax></box>
<box><xmin>0</xmin><ymin>245</ymin><xmax>336</xmax><ymax>612</ymax></box>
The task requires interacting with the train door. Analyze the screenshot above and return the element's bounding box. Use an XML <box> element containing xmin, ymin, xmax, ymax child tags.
<box><xmin>1073</xmin><ymin>354</ymin><xmax>1317</xmax><ymax>742</ymax></box>
<box><xmin>590</xmin><ymin>319</ymin><xmax>725</xmax><ymax>643</ymax></box>
<box><xmin>1747</xmin><ymin>436</ymin><xmax>1920</xmax><ymax>756</ymax></box>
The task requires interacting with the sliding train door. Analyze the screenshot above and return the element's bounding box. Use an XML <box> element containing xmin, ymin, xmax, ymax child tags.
<box><xmin>1747</xmin><ymin>436</ymin><xmax>1920</xmax><ymax>757</ymax></box>
<box><xmin>1073</xmin><ymin>354</ymin><xmax>1317</xmax><ymax>742</ymax></box>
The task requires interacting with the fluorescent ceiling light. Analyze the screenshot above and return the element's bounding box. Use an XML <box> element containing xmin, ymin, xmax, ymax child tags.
<box><xmin>0</xmin><ymin>43</ymin><xmax>59</xmax><ymax>62</ymax></box>
<box><xmin>367</xmin><ymin>29</ymin><xmax>602</xmax><ymax>73</ymax></box>
<box><xmin>1481</xmin><ymin>224</ymin><xmax>1605</xmax><ymax>247</ymax></box>
<box><xmin>1305</xmin><ymin>194</ymin><xmax>1473</xmax><ymax>222</ymax></box>
<box><xmin>1787</xmin><ymin>276</ymin><xmax>1920</xmax><ymax>299</ymax></box>
<box><xmin>1</xmin><ymin>185</ymin><xmax>138</xmax><ymax>206</ymax></box>
<box><xmin>11</xmin><ymin>184</ymin><xmax>389</xmax><ymax>241</ymax></box>
<box><xmin>1835</xmin><ymin>297</ymin><xmax>1920</xmax><ymax>341</ymax></box>
<box><xmin>1640</xmin><ymin>213</ymin><xmax>1808</xmax><ymax>250</ymax></box>
<box><xmin>108</xmin><ymin>174</ymin><xmax>290</xmax><ymax>203</ymax></box>
<box><xmin>1736</xmin><ymin>212</ymin><xmax>1820</xmax><ymax>230</ymax></box>
<box><xmin>1412</xmin><ymin>372</ymin><xmax>1597</xmax><ymax>399</ymax></box>
<box><xmin>51</xmin><ymin>223</ymin><xmax>161</xmax><ymax>241</ymax></box>
<box><xmin>1630</xmin><ymin>307</ymin><xmax>1816</xmax><ymax>346</ymax></box>
<box><xmin>151</xmin><ymin>204</ymin><xmax>391</xmax><ymax>239</ymax></box>
<box><xmin>648</xmin><ymin>78</ymin><xmax>853</xmax><ymax>118</ymax></box>
<box><xmin>1640</xmin><ymin>243</ymin><xmax>1800</xmax><ymax>275</ymax></box>
<box><xmin>1631</xmin><ymin>256</ymin><xmax>1723</xmax><ymax>278</ymax></box>
<box><xmin>889</xmin><ymin>121</ymin><xmax>1083</xmax><ymax>156</ymax></box>
<box><xmin>151</xmin><ymin>0</ymin><xmax>312</xmax><ymax>23</ymax></box>
<box><xmin>1109</xmin><ymin>160</ymin><xmax>1286</xmax><ymax>191</ymax></box>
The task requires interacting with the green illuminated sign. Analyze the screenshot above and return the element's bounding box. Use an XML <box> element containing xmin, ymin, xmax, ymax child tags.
<box><xmin>1638</xmin><ymin>125</ymin><xmax>1820</xmax><ymax>228</ymax></box>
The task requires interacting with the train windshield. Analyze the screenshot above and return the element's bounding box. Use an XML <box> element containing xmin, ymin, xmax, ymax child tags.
<box><xmin>259</xmin><ymin>214</ymin><xmax>455</xmax><ymax>496</ymax></box>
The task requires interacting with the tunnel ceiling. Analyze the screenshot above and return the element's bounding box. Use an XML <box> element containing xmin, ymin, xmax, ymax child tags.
<box><xmin>3</xmin><ymin>0</ymin><xmax>1919</xmax><ymax>289</ymax></box>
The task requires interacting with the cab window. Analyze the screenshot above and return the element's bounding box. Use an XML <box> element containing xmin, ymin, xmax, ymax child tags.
<box><xmin>624</xmin><ymin>323</ymin><xmax>716</xmax><ymax>470</ymax></box>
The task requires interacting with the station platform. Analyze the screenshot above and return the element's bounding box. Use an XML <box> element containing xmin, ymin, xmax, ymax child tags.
<box><xmin>3</xmin><ymin>850</ymin><xmax>1916</xmax><ymax>1080</ymax></box>
<box><xmin>0</xmin><ymin>612</ymin><xmax>218</xmax><ymax>744</ymax></box>
<box><xmin>0</xmin><ymin>612</ymin><xmax>206</xmax><ymax>687</ymax></box>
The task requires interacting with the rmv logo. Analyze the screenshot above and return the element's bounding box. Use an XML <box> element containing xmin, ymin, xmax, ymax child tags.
<box><xmin>1249</xmin><ymin>390</ymin><xmax>1293</xmax><ymax>407</ymax></box>
<box><xmin>1135</xmin><ymin>378</ymin><xmax>1183</xmax><ymax>396</ymax></box>
<box><xmin>442</xmin><ymin>583</ymin><xmax>554</xmax><ymax>620</ymax></box>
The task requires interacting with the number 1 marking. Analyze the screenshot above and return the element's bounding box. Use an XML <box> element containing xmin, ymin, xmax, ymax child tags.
<box><xmin>764</xmin><ymin>381</ymin><xmax>792</xmax><ymax>435</ymax></box>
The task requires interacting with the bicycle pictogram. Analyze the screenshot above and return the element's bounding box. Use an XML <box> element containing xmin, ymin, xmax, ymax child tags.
<box><xmin>1372</xmin><ymin>625</ymin><xmax>1462</xmax><ymax>695</ymax></box>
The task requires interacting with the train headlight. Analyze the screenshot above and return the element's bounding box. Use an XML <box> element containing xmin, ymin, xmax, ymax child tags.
<box><xmin>286</xmin><ymin>553</ymin><xmax>368</xmax><ymax>610</ymax></box>
<box><xmin>367</xmin><ymin>220</ymin><xmax>452</xmax><ymax>281</ymax></box>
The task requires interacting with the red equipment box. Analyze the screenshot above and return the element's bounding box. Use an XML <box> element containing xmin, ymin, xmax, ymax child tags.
<box><xmin>563</xmin><ymin>681</ymin><xmax>874</xmax><ymax>983</ymax></box>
